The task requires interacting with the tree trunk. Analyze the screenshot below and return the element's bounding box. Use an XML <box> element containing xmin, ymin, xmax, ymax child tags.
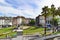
<box><xmin>44</xmin><ymin>12</ymin><xmax>47</xmax><ymax>36</ymax></box>
<box><xmin>52</xmin><ymin>14</ymin><xmax>55</xmax><ymax>33</ymax></box>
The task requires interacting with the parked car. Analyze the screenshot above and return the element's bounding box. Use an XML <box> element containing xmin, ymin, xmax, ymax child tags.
<box><xmin>46</xmin><ymin>24</ymin><xmax>51</xmax><ymax>29</ymax></box>
<box><xmin>57</xmin><ymin>26</ymin><xmax>60</xmax><ymax>31</ymax></box>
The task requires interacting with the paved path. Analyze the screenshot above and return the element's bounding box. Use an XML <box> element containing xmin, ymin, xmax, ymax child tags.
<box><xmin>0</xmin><ymin>34</ymin><xmax>60</xmax><ymax>40</ymax></box>
<box><xmin>12</xmin><ymin>35</ymin><xmax>23</xmax><ymax>40</ymax></box>
<box><xmin>23</xmin><ymin>35</ymin><xmax>41</xmax><ymax>40</ymax></box>
<box><xmin>0</xmin><ymin>35</ymin><xmax>23</xmax><ymax>40</ymax></box>
<box><xmin>33</xmin><ymin>34</ymin><xmax>60</xmax><ymax>40</ymax></box>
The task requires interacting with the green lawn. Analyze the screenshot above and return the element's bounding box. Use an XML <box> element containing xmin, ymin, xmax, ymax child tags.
<box><xmin>0</xmin><ymin>32</ymin><xmax>17</xmax><ymax>38</ymax></box>
<box><xmin>23</xmin><ymin>26</ymin><xmax>44</xmax><ymax>35</ymax></box>
<box><xmin>54</xmin><ymin>31</ymin><xmax>60</xmax><ymax>35</ymax></box>
<box><xmin>23</xmin><ymin>26</ymin><xmax>54</xmax><ymax>36</ymax></box>
<box><xmin>0</xmin><ymin>27</ymin><xmax>12</xmax><ymax>35</ymax></box>
<box><xmin>0</xmin><ymin>27</ymin><xmax>17</xmax><ymax>38</ymax></box>
<box><xmin>23</xmin><ymin>26</ymin><xmax>60</xmax><ymax>36</ymax></box>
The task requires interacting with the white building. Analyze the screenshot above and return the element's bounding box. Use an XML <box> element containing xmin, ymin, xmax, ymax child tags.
<box><xmin>0</xmin><ymin>17</ymin><xmax>13</xmax><ymax>28</ymax></box>
<box><xmin>12</xmin><ymin>16</ymin><xmax>26</xmax><ymax>26</ymax></box>
<box><xmin>39</xmin><ymin>15</ymin><xmax>45</xmax><ymax>26</ymax></box>
<box><xmin>36</xmin><ymin>15</ymin><xmax>60</xmax><ymax>27</ymax></box>
<box><xmin>36</xmin><ymin>15</ymin><xmax>45</xmax><ymax>26</ymax></box>
<box><xmin>0</xmin><ymin>18</ymin><xmax>5</xmax><ymax>28</ymax></box>
<box><xmin>46</xmin><ymin>15</ymin><xmax>53</xmax><ymax>25</ymax></box>
<box><xmin>36</xmin><ymin>15</ymin><xmax>53</xmax><ymax>27</ymax></box>
<box><xmin>4</xmin><ymin>17</ymin><xmax>13</xmax><ymax>26</ymax></box>
<box><xmin>17</xmin><ymin>16</ymin><xmax>25</xmax><ymax>25</ymax></box>
<box><xmin>25</xmin><ymin>18</ymin><xmax>31</xmax><ymax>25</ymax></box>
<box><xmin>20</xmin><ymin>17</ymin><xmax>22</xmax><ymax>25</ymax></box>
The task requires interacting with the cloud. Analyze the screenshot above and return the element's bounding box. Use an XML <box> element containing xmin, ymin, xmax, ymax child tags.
<box><xmin>0</xmin><ymin>0</ymin><xmax>50</xmax><ymax>18</ymax></box>
<box><xmin>0</xmin><ymin>6</ymin><xmax>22</xmax><ymax>16</ymax></box>
<box><xmin>0</xmin><ymin>0</ymin><xmax>11</xmax><ymax>6</ymax></box>
<box><xmin>0</xmin><ymin>0</ymin><xmax>60</xmax><ymax>18</ymax></box>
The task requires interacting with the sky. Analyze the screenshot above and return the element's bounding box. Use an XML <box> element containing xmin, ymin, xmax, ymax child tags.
<box><xmin>0</xmin><ymin>0</ymin><xmax>60</xmax><ymax>18</ymax></box>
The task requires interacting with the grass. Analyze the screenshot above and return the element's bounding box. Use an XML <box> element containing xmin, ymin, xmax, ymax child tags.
<box><xmin>8</xmin><ymin>32</ymin><xmax>17</xmax><ymax>38</ymax></box>
<box><xmin>23</xmin><ymin>26</ymin><xmax>60</xmax><ymax>36</ymax></box>
<box><xmin>54</xmin><ymin>31</ymin><xmax>60</xmax><ymax>35</ymax></box>
<box><xmin>0</xmin><ymin>27</ymin><xmax>12</xmax><ymax>35</ymax></box>
<box><xmin>23</xmin><ymin>26</ymin><xmax>44</xmax><ymax>35</ymax></box>
<box><xmin>0</xmin><ymin>26</ymin><xmax>17</xmax><ymax>38</ymax></box>
<box><xmin>0</xmin><ymin>32</ymin><xmax>17</xmax><ymax>38</ymax></box>
<box><xmin>23</xmin><ymin>26</ymin><xmax>54</xmax><ymax>36</ymax></box>
<box><xmin>0</xmin><ymin>34</ymin><xmax>6</xmax><ymax>38</ymax></box>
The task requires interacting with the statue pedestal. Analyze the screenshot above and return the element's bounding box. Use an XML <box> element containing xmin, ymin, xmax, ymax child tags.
<box><xmin>17</xmin><ymin>30</ymin><xmax>23</xmax><ymax>35</ymax></box>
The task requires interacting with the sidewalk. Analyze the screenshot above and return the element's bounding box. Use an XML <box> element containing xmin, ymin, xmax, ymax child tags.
<box><xmin>33</xmin><ymin>34</ymin><xmax>60</xmax><ymax>40</ymax></box>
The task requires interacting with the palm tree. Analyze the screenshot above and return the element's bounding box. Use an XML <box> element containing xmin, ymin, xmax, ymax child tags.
<box><xmin>42</xmin><ymin>6</ymin><xmax>49</xmax><ymax>35</ymax></box>
<box><xmin>57</xmin><ymin>7</ymin><xmax>60</xmax><ymax>16</ymax></box>
<box><xmin>51</xmin><ymin>4</ymin><xmax>56</xmax><ymax>33</ymax></box>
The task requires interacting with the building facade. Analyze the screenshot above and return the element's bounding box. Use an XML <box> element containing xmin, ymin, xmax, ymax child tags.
<box><xmin>0</xmin><ymin>17</ymin><xmax>13</xmax><ymax>28</ymax></box>
<box><xmin>4</xmin><ymin>17</ymin><xmax>13</xmax><ymax>26</ymax></box>
<box><xmin>12</xmin><ymin>16</ymin><xmax>26</xmax><ymax>26</ymax></box>
<box><xmin>36</xmin><ymin>14</ymin><xmax>60</xmax><ymax>27</ymax></box>
<box><xmin>17</xmin><ymin>16</ymin><xmax>25</xmax><ymax>25</ymax></box>
<box><xmin>24</xmin><ymin>18</ymin><xmax>31</xmax><ymax>25</ymax></box>
<box><xmin>0</xmin><ymin>16</ymin><xmax>33</xmax><ymax>28</ymax></box>
<box><xmin>36</xmin><ymin>15</ymin><xmax>45</xmax><ymax>26</ymax></box>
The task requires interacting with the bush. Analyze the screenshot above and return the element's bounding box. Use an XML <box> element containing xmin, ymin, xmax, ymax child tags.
<box><xmin>38</xmin><ymin>24</ymin><xmax>42</xmax><ymax>26</ymax></box>
<box><xmin>29</xmin><ymin>19</ymin><xmax>35</xmax><ymax>26</ymax></box>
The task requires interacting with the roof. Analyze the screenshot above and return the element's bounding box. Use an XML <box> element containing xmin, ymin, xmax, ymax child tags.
<box><xmin>17</xmin><ymin>16</ymin><xmax>25</xmax><ymax>18</ymax></box>
<box><xmin>0</xmin><ymin>17</ymin><xmax>12</xmax><ymax>20</ymax></box>
<box><xmin>36</xmin><ymin>15</ymin><xmax>43</xmax><ymax>18</ymax></box>
<box><xmin>13</xmin><ymin>16</ymin><xmax>25</xmax><ymax>19</ymax></box>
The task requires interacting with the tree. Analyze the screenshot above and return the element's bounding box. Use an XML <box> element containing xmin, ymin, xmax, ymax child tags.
<box><xmin>54</xmin><ymin>19</ymin><xmax>58</xmax><ymax>26</ymax></box>
<box><xmin>50</xmin><ymin>18</ymin><xmax>58</xmax><ymax>26</ymax></box>
<box><xmin>51</xmin><ymin>4</ymin><xmax>56</xmax><ymax>33</ymax></box>
<box><xmin>29</xmin><ymin>19</ymin><xmax>35</xmax><ymax>26</ymax></box>
<box><xmin>57</xmin><ymin>7</ymin><xmax>60</xmax><ymax>16</ymax></box>
<box><xmin>41</xmin><ymin>4</ymin><xmax>60</xmax><ymax>35</ymax></box>
<box><xmin>42</xmin><ymin>6</ymin><xmax>49</xmax><ymax>35</ymax></box>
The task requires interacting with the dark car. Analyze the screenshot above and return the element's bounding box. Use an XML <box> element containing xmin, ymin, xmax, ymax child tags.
<box><xmin>57</xmin><ymin>26</ymin><xmax>60</xmax><ymax>31</ymax></box>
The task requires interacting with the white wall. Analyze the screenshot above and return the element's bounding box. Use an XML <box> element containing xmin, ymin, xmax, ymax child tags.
<box><xmin>25</xmin><ymin>19</ymin><xmax>30</xmax><ymax>24</ymax></box>
<box><xmin>0</xmin><ymin>19</ymin><xmax>5</xmax><ymax>25</ymax></box>
<box><xmin>46</xmin><ymin>16</ymin><xmax>53</xmax><ymax>21</ymax></box>
<box><xmin>17</xmin><ymin>18</ymin><xmax>22</xmax><ymax>25</ymax></box>
<box><xmin>4</xmin><ymin>20</ymin><xmax>12</xmax><ymax>25</ymax></box>
<box><xmin>39</xmin><ymin>16</ymin><xmax>45</xmax><ymax>25</ymax></box>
